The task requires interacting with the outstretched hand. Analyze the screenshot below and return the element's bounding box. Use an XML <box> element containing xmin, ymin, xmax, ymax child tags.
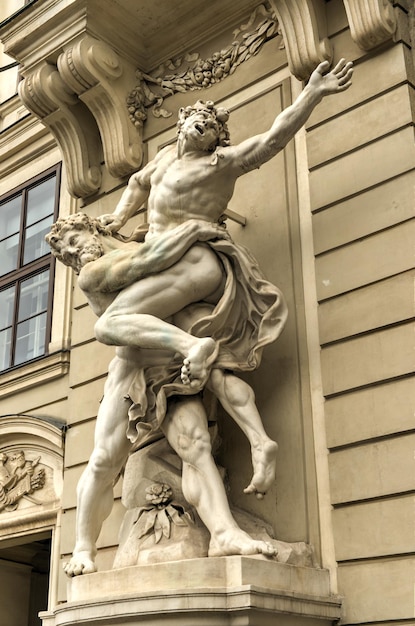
<box><xmin>309</xmin><ymin>58</ymin><xmax>353</xmax><ymax>97</ymax></box>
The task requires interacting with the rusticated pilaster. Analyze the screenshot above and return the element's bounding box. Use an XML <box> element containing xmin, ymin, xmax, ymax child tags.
<box><xmin>58</xmin><ymin>35</ymin><xmax>143</xmax><ymax>178</ymax></box>
<box><xmin>19</xmin><ymin>63</ymin><xmax>102</xmax><ymax>198</ymax></box>
<box><xmin>343</xmin><ymin>0</ymin><xmax>397</xmax><ymax>49</ymax></box>
<box><xmin>269</xmin><ymin>0</ymin><xmax>332</xmax><ymax>80</ymax></box>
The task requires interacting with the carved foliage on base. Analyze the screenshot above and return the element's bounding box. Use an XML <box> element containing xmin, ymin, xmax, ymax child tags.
<box><xmin>343</xmin><ymin>0</ymin><xmax>397</xmax><ymax>49</ymax></box>
<box><xmin>132</xmin><ymin>483</ymin><xmax>193</xmax><ymax>545</ymax></box>
<box><xmin>0</xmin><ymin>450</ymin><xmax>45</xmax><ymax>513</ymax></box>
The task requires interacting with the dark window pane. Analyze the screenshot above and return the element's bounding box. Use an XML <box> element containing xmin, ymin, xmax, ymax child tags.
<box><xmin>26</xmin><ymin>177</ymin><xmax>56</xmax><ymax>227</ymax></box>
<box><xmin>0</xmin><ymin>194</ymin><xmax>21</xmax><ymax>239</ymax></box>
<box><xmin>0</xmin><ymin>286</ymin><xmax>16</xmax><ymax>330</ymax></box>
<box><xmin>14</xmin><ymin>312</ymin><xmax>47</xmax><ymax>365</ymax></box>
<box><xmin>0</xmin><ymin>328</ymin><xmax>12</xmax><ymax>371</ymax></box>
<box><xmin>18</xmin><ymin>270</ymin><xmax>49</xmax><ymax>322</ymax></box>
<box><xmin>23</xmin><ymin>215</ymin><xmax>54</xmax><ymax>264</ymax></box>
<box><xmin>0</xmin><ymin>233</ymin><xmax>19</xmax><ymax>276</ymax></box>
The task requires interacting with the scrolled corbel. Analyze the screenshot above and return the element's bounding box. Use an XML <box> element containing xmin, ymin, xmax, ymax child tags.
<box><xmin>343</xmin><ymin>0</ymin><xmax>397</xmax><ymax>50</ymax></box>
<box><xmin>19</xmin><ymin>63</ymin><xmax>102</xmax><ymax>198</ymax></box>
<box><xmin>269</xmin><ymin>0</ymin><xmax>332</xmax><ymax>80</ymax></box>
<box><xmin>58</xmin><ymin>35</ymin><xmax>143</xmax><ymax>179</ymax></box>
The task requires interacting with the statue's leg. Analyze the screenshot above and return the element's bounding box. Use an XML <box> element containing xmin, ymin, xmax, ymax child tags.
<box><xmin>161</xmin><ymin>396</ymin><xmax>276</xmax><ymax>558</ymax></box>
<box><xmin>208</xmin><ymin>370</ymin><xmax>278</xmax><ymax>500</ymax></box>
<box><xmin>64</xmin><ymin>352</ymin><xmax>134</xmax><ymax>576</ymax></box>
<box><xmin>94</xmin><ymin>245</ymin><xmax>224</xmax><ymax>388</ymax></box>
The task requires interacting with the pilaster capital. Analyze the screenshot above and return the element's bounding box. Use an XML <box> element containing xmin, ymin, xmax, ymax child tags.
<box><xmin>58</xmin><ymin>34</ymin><xmax>143</xmax><ymax>179</ymax></box>
<box><xmin>343</xmin><ymin>0</ymin><xmax>397</xmax><ymax>50</ymax></box>
<box><xmin>269</xmin><ymin>0</ymin><xmax>332</xmax><ymax>81</ymax></box>
<box><xmin>18</xmin><ymin>62</ymin><xmax>102</xmax><ymax>198</ymax></box>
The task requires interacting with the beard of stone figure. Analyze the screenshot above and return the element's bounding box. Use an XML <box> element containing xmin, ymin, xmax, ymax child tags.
<box><xmin>46</xmin><ymin>213</ymin><xmax>108</xmax><ymax>274</ymax></box>
<box><xmin>61</xmin><ymin>231</ymin><xmax>104</xmax><ymax>274</ymax></box>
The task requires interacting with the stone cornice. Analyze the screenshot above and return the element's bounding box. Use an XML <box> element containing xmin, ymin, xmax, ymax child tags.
<box><xmin>0</xmin><ymin>0</ymin><xmax>401</xmax><ymax>199</ymax></box>
<box><xmin>0</xmin><ymin>1</ymin><xmax>143</xmax><ymax>198</ymax></box>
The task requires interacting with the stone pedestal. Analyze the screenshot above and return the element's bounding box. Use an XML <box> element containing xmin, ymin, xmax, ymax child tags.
<box><xmin>41</xmin><ymin>556</ymin><xmax>342</xmax><ymax>625</ymax></box>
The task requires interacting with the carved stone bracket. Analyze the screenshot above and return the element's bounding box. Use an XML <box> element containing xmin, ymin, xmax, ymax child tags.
<box><xmin>58</xmin><ymin>35</ymin><xmax>143</xmax><ymax>179</ymax></box>
<box><xmin>269</xmin><ymin>0</ymin><xmax>332</xmax><ymax>80</ymax></box>
<box><xmin>19</xmin><ymin>62</ymin><xmax>102</xmax><ymax>198</ymax></box>
<box><xmin>343</xmin><ymin>0</ymin><xmax>397</xmax><ymax>50</ymax></box>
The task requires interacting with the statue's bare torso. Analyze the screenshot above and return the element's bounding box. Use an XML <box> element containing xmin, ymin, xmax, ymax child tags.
<box><xmin>143</xmin><ymin>146</ymin><xmax>238</xmax><ymax>237</ymax></box>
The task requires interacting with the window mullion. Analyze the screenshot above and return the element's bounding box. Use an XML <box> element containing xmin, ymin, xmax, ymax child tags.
<box><xmin>19</xmin><ymin>187</ymin><xmax>28</xmax><ymax>270</ymax></box>
<box><xmin>9</xmin><ymin>280</ymin><xmax>20</xmax><ymax>368</ymax></box>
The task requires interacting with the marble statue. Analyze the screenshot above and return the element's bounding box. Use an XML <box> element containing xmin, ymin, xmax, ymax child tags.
<box><xmin>46</xmin><ymin>59</ymin><xmax>352</xmax><ymax>576</ymax></box>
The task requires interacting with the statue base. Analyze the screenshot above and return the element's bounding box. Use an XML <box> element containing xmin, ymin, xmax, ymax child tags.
<box><xmin>41</xmin><ymin>556</ymin><xmax>342</xmax><ymax>625</ymax></box>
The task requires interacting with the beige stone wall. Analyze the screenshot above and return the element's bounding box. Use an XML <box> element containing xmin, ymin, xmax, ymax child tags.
<box><xmin>306</xmin><ymin>2</ymin><xmax>415</xmax><ymax>623</ymax></box>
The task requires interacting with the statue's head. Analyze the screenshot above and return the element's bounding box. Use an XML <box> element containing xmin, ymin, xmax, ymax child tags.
<box><xmin>177</xmin><ymin>100</ymin><xmax>230</xmax><ymax>151</ymax></box>
<box><xmin>46</xmin><ymin>213</ymin><xmax>110</xmax><ymax>274</ymax></box>
<box><xmin>9</xmin><ymin>450</ymin><xmax>25</xmax><ymax>467</ymax></box>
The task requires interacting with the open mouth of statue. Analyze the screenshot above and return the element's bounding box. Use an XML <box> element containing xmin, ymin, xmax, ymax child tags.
<box><xmin>195</xmin><ymin>123</ymin><xmax>205</xmax><ymax>135</ymax></box>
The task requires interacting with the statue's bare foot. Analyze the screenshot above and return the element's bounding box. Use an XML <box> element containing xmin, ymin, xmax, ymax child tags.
<box><xmin>244</xmin><ymin>439</ymin><xmax>278</xmax><ymax>500</ymax></box>
<box><xmin>181</xmin><ymin>338</ymin><xmax>218</xmax><ymax>389</ymax></box>
<box><xmin>63</xmin><ymin>551</ymin><xmax>97</xmax><ymax>577</ymax></box>
<box><xmin>208</xmin><ymin>528</ymin><xmax>277</xmax><ymax>558</ymax></box>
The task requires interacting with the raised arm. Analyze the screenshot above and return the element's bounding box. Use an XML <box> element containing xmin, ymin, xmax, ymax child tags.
<box><xmin>79</xmin><ymin>219</ymin><xmax>228</xmax><ymax>294</ymax></box>
<box><xmin>228</xmin><ymin>59</ymin><xmax>353</xmax><ymax>174</ymax></box>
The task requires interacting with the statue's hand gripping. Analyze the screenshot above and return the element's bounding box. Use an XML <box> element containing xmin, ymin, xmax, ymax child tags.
<box><xmin>97</xmin><ymin>213</ymin><xmax>125</xmax><ymax>233</ymax></box>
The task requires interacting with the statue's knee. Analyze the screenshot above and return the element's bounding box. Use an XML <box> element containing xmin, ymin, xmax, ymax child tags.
<box><xmin>177</xmin><ymin>427</ymin><xmax>212</xmax><ymax>460</ymax></box>
<box><xmin>88</xmin><ymin>447</ymin><xmax>116</xmax><ymax>476</ymax></box>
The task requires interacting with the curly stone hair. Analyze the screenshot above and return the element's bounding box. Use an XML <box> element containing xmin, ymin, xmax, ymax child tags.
<box><xmin>177</xmin><ymin>99</ymin><xmax>230</xmax><ymax>148</ymax></box>
<box><xmin>45</xmin><ymin>212</ymin><xmax>110</xmax><ymax>265</ymax></box>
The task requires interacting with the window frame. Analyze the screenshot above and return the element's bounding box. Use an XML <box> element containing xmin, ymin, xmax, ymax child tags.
<box><xmin>0</xmin><ymin>164</ymin><xmax>61</xmax><ymax>373</ymax></box>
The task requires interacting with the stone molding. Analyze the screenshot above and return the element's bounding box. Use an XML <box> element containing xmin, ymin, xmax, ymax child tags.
<box><xmin>0</xmin><ymin>351</ymin><xmax>70</xmax><ymax>400</ymax></box>
<box><xmin>269</xmin><ymin>0</ymin><xmax>333</xmax><ymax>80</ymax></box>
<box><xmin>42</xmin><ymin>557</ymin><xmax>341</xmax><ymax>626</ymax></box>
<box><xmin>343</xmin><ymin>0</ymin><xmax>397</xmax><ymax>50</ymax></box>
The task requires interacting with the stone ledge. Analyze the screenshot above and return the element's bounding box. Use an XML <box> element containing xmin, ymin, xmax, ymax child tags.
<box><xmin>41</xmin><ymin>557</ymin><xmax>342</xmax><ymax>626</ymax></box>
<box><xmin>68</xmin><ymin>555</ymin><xmax>331</xmax><ymax>601</ymax></box>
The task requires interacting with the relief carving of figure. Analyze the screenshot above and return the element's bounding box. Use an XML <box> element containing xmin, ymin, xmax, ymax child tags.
<box><xmin>46</xmin><ymin>59</ymin><xmax>353</xmax><ymax>576</ymax></box>
<box><xmin>0</xmin><ymin>450</ymin><xmax>45</xmax><ymax>512</ymax></box>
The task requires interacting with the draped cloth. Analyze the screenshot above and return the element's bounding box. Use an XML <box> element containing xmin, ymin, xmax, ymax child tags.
<box><xmin>125</xmin><ymin>239</ymin><xmax>288</xmax><ymax>445</ymax></box>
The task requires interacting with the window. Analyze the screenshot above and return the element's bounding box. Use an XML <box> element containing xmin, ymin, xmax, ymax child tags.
<box><xmin>0</xmin><ymin>166</ymin><xmax>60</xmax><ymax>372</ymax></box>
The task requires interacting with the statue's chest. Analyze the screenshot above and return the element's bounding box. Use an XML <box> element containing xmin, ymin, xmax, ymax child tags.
<box><xmin>155</xmin><ymin>159</ymin><xmax>214</xmax><ymax>193</ymax></box>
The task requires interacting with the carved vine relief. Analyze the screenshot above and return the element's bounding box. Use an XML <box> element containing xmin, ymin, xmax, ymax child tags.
<box><xmin>0</xmin><ymin>450</ymin><xmax>45</xmax><ymax>512</ymax></box>
<box><xmin>127</xmin><ymin>4</ymin><xmax>282</xmax><ymax>126</ymax></box>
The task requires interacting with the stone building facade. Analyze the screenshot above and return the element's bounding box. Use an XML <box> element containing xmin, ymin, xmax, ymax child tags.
<box><xmin>0</xmin><ymin>1</ymin><xmax>414</xmax><ymax>624</ymax></box>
